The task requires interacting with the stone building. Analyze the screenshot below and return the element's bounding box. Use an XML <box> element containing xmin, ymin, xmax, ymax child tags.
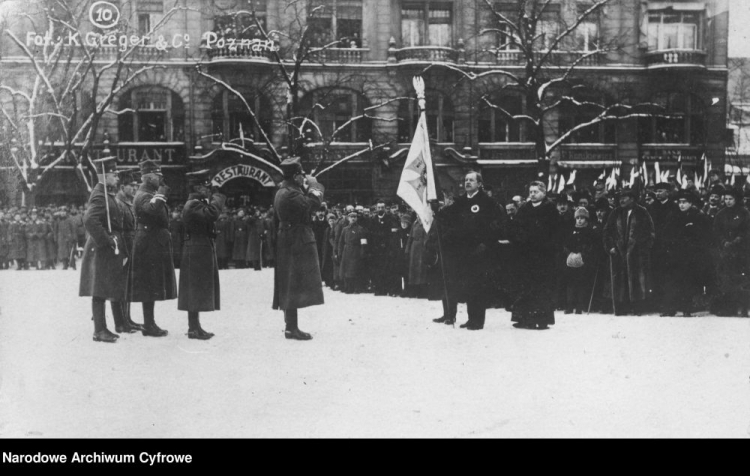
<box><xmin>0</xmin><ymin>0</ymin><xmax>730</xmax><ymax>207</ymax></box>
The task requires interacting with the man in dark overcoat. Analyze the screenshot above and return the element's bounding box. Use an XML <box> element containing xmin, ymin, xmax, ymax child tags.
<box><xmin>79</xmin><ymin>157</ymin><xmax>129</xmax><ymax>343</ymax></box>
<box><xmin>178</xmin><ymin>170</ymin><xmax>227</xmax><ymax>340</ymax></box>
<box><xmin>54</xmin><ymin>207</ymin><xmax>77</xmax><ymax>270</ymax></box>
<box><xmin>127</xmin><ymin>160</ymin><xmax>176</xmax><ymax>337</ymax></box>
<box><xmin>8</xmin><ymin>212</ymin><xmax>27</xmax><ymax>270</ymax></box>
<box><xmin>648</xmin><ymin>182</ymin><xmax>679</xmax><ymax>308</ymax></box>
<box><xmin>430</xmin><ymin>171</ymin><xmax>507</xmax><ymax>330</ymax></box>
<box><xmin>603</xmin><ymin>188</ymin><xmax>655</xmax><ymax>315</ymax></box>
<box><xmin>272</xmin><ymin>157</ymin><xmax>325</xmax><ymax>341</ymax></box>
<box><xmin>115</xmin><ymin>170</ymin><xmax>144</xmax><ymax>332</ymax></box>
<box><xmin>660</xmin><ymin>190</ymin><xmax>712</xmax><ymax>316</ymax></box>
<box><xmin>369</xmin><ymin>200</ymin><xmax>401</xmax><ymax>296</ymax></box>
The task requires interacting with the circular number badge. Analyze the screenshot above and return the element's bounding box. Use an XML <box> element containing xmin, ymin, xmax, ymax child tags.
<box><xmin>89</xmin><ymin>1</ymin><xmax>120</xmax><ymax>29</ymax></box>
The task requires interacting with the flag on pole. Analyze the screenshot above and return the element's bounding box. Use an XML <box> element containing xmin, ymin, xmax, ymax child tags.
<box><xmin>397</xmin><ymin>81</ymin><xmax>438</xmax><ymax>234</ymax></box>
<box><xmin>654</xmin><ymin>162</ymin><xmax>661</xmax><ymax>183</ymax></box>
<box><xmin>557</xmin><ymin>173</ymin><xmax>565</xmax><ymax>193</ymax></box>
<box><xmin>641</xmin><ymin>161</ymin><xmax>648</xmax><ymax>186</ymax></box>
<box><xmin>567</xmin><ymin>169</ymin><xmax>577</xmax><ymax>185</ymax></box>
<box><xmin>676</xmin><ymin>168</ymin><xmax>683</xmax><ymax>188</ymax></box>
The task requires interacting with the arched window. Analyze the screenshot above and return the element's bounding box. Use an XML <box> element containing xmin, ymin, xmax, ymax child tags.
<box><xmin>211</xmin><ymin>90</ymin><xmax>272</xmax><ymax>142</ymax></box>
<box><xmin>299</xmin><ymin>88</ymin><xmax>371</xmax><ymax>142</ymax></box>
<box><xmin>638</xmin><ymin>92</ymin><xmax>705</xmax><ymax>144</ymax></box>
<box><xmin>398</xmin><ymin>92</ymin><xmax>454</xmax><ymax>143</ymax></box>
<box><xmin>478</xmin><ymin>94</ymin><xmax>522</xmax><ymax>142</ymax></box>
<box><xmin>118</xmin><ymin>86</ymin><xmax>184</xmax><ymax>142</ymax></box>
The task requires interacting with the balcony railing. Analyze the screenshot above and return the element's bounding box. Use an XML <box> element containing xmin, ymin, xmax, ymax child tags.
<box><xmin>205</xmin><ymin>46</ymin><xmax>273</xmax><ymax>62</ymax></box>
<box><xmin>59</xmin><ymin>44</ymin><xmax>179</xmax><ymax>61</ymax></box>
<box><xmin>393</xmin><ymin>46</ymin><xmax>459</xmax><ymax>63</ymax></box>
<box><xmin>493</xmin><ymin>50</ymin><xmax>602</xmax><ymax>67</ymax></box>
<box><xmin>309</xmin><ymin>47</ymin><xmax>369</xmax><ymax>64</ymax></box>
<box><xmin>645</xmin><ymin>49</ymin><xmax>706</xmax><ymax>69</ymax></box>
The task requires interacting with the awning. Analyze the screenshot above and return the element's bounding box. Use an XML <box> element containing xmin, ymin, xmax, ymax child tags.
<box><xmin>647</xmin><ymin>2</ymin><xmax>705</xmax><ymax>12</ymax></box>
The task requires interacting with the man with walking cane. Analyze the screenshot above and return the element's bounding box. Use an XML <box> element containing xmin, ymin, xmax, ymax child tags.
<box><xmin>79</xmin><ymin>157</ymin><xmax>129</xmax><ymax>343</ymax></box>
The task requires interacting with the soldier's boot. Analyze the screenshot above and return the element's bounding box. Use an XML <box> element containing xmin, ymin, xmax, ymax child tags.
<box><xmin>112</xmin><ymin>301</ymin><xmax>136</xmax><ymax>334</ymax></box>
<box><xmin>92</xmin><ymin>297</ymin><xmax>117</xmax><ymax>343</ymax></box>
<box><xmin>141</xmin><ymin>302</ymin><xmax>168</xmax><ymax>337</ymax></box>
<box><xmin>284</xmin><ymin>309</ymin><xmax>311</xmax><ymax>341</ymax></box>
<box><xmin>62</xmin><ymin>258</ymin><xmax>69</xmax><ymax>270</ymax></box>
<box><xmin>187</xmin><ymin>312</ymin><xmax>213</xmax><ymax>340</ymax></box>
<box><xmin>122</xmin><ymin>301</ymin><xmax>145</xmax><ymax>331</ymax></box>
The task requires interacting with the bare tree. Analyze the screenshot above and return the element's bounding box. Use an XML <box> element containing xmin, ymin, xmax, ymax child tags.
<box><xmin>728</xmin><ymin>58</ymin><xmax>750</xmax><ymax>153</ymax></box>
<box><xmin>0</xmin><ymin>0</ymin><xmax>187</xmax><ymax>204</ymax></box>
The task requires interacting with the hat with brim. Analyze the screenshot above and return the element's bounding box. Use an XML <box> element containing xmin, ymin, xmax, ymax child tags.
<box><xmin>280</xmin><ymin>157</ymin><xmax>304</xmax><ymax>179</ymax></box>
<box><xmin>654</xmin><ymin>182</ymin><xmax>671</xmax><ymax>192</ymax></box>
<box><xmin>139</xmin><ymin>160</ymin><xmax>162</xmax><ymax>175</ymax></box>
<box><xmin>93</xmin><ymin>156</ymin><xmax>118</xmax><ymax>174</ymax></box>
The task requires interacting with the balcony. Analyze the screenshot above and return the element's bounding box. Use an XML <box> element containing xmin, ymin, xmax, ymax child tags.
<box><xmin>308</xmin><ymin>48</ymin><xmax>370</xmax><ymax>64</ymax></box>
<box><xmin>645</xmin><ymin>49</ymin><xmax>706</xmax><ymax>69</ymax></box>
<box><xmin>392</xmin><ymin>46</ymin><xmax>459</xmax><ymax>64</ymax></box>
<box><xmin>492</xmin><ymin>50</ymin><xmax>602</xmax><ymax>67</ymax></box>
<box><xmin>205</xmin><ymin>46</ymin><xmax>273</xmax><ymax>62</ymax></box>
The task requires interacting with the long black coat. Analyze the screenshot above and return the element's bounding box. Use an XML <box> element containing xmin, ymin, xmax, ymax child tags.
<box><xmin>713</xmin><ymin>204</ymin><xmax>750</xmax><ymax>296</ymax></box>
<box><xmin>509</xmin><ymin>198</ymin><xmax>559</xmax><ymax>325</ymax></box>
<box><xmin>79</xmin><ymin>183</ymin><xmax>128</xmax><ymax>300</ymax></box>
<box><xmin>230</xmin><ymin>217</ymin><xmax>249</xmax><ymax>261</ymax></box>
<box><xmin>604</xmin><ymin>204</ymin><xmax>655</xmax><ymax>303</ymax></box>
<box><xmin>128</xmin><ymin>182</ymin><xmax>177</xmax><ymax>302</ymax></box>
<box><xmin>178</xmin><ymin>193</ymin><xmax>227</xmax><ymax>312</ymax></box>
<box><xmin>272</xmin><ymin>180</ymin><xmax>325</xmax><ymax>310</ymax></box>
<box><xmin>169</xmin><ymin>216</ymin><xmax>185</xmax><ymax>265</ymax></box>
<box><xmin>427</xmin><ymin>190</ymin><xmax>507</xmax><ymax>302</ymax></box>
<box><xmin>337</xmin><ymin>222</ymin><xmax>369</xmax><ymax>279</ymax></box>
<box><xmin>55</xmin><ymin>216</ymin><xmax>77</xmax><ymax>261</ymax></box>
<box><xmin>8</xmin><ymin>221</ymin><xmax>26</xmax><ymax>259</ymax></box>
<box><xmin>115</xmin><ymin>191</ymin><xmax>136</xmax><ymax>256</ymax></box>
<box><xmin>214</xmin><ymin>217</ymin><xmax>232</xmax><ymax>260</ymax></box>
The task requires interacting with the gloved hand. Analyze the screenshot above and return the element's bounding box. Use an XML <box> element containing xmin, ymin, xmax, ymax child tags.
<box><xmin>157</xmin><ymin>185</ymin><xmax>170</xmax><ymax>196</ymax></box>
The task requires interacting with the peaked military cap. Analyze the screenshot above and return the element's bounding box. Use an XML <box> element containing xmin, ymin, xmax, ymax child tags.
<box><xmin>139</xmin><ymin>159</ymin><xmax>162</xmax><ymax>175</ymax></box>
<box><xmin>93</xmin><ymin>156</ymin><xmax>118</xmax><ymax>174</ymax></box>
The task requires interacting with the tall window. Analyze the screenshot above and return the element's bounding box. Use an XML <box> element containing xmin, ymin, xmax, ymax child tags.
<box><xmin>211</xmin><ymin>91</ymin><xmax>272</xmax><ymax>142</ymax></box>
<box><xmin>401</xmin><ymin>2</ymin><xmax>453</xmax><ymax>47</ymax></box>
<box><xmin>638</xmin><ymin>92</ymin><xmax>705</xmax><ymax>144</ymax></box>
<box><xmin>118</xmin><ymin>87</ymin><xmax>184</xmax><ymax>142</ymax></box>
<box><xmin>398</xmin><ymin>93</ymin><xmax>454</xmax><ymax>143</ymax></box>
<box><xmin>647</xmin><ymin>10</ymin><xmax>702</xmax><ymax>51</ymax></box>
<box><xmin>307</xmin><ymin>0</ymin><xmax>363</xmax><ymax>47</ymax></box>
<box><xmin>575</xmin><ymin>5</ymin><xmax>599</xmax><ymax>52</ymax></box>
<box><xmin>213</xmin><ymin>0</ymin><xmax>266</xmax><ymax>40</ymax></box>
<box><xmin>299</xmin><ymin>88</ymin><xmax>371</xmax><ymax>142</ymax></box>
<box><xmin>536</xmin><ymin>4</ymin><xmax>560</xmax><ymax>51</ymax></box>
<box><xmin>478</xmin><ymin>95</ymin><xmax>522</xmax><ymax>142</ymax></box>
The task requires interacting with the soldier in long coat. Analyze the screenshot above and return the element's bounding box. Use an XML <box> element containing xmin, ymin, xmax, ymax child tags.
<box><xmin>214</xmin><ymin>212</ymin><xmax>232</xmax><ymax>269</ymax></box>
<box><xmin>54</xmin><ymin>207</ymin><xmax>78</xmax><ymax>270</ymax></box>
<box><xmin>712</xmin><ymin>188</ymin><xmax>750</xmax><ymax>316</ymax></box>
<box><xmin>230</xmin><ymin>209</ymin><xmax>249</xmax><ymax>268</ymax></box>
<box><xmin>272</xmin><ymin>157</ymin><xmax>325</xmax><ymax>341</ymax></box>
<box><xmin>25</xmin><ymin>209</ymin><xmax>46</xmax><ymax>269</ymax></box>
<box><xmin>43</xmin><ymin>211</ymin><xmax>56</xmax><ymax>269</ymax></box>
<box><xmin>79</xmin><ymin>157</ymin><xmax>129</xmax><ymax>343</ymax></box>
<box><xmin>603</xmin><ymin>188</ymin><xmax>655</xmax><ymax>315</ymax></box>
<box><xmin>331</xmin><ymin>207</ymin><xmax>351</xmax><ymax>289</ymax></box>
<box><xmin>336</xmin><ymin>211</ymin><xmax>369</xmax><ymax>293</ymax></box>
<box><xmin>115</xmin><ymin>171</ymin><xmax>144</xmax><ymax>332</ymax></box>
<box><xmin>430</xmin><ymin>172</ymin><xmax>507</xmax><ymax>330</ymax></box>
<box><xmin>178</xmin><ymin>170</ymin><xmax>227</xmax><ymax>340</ymax></box>
<box><xmin>660</xmin><ymin>190</ymin><xmax>712</xmax><ymax>316</ymax></box>
<box><xmin>8</xmin><ymin>213</ymin><xmax>27</xmax><ymax>269</ymax></box>
<box><xmin>246</xmin><ymin>208</ymin><xmax>264</xmax><ymax>270</ymax></box>
<box><xmin>127</xmin><ymin>160</ymin><xmax>176</xmax><ymax>337</ymax></box>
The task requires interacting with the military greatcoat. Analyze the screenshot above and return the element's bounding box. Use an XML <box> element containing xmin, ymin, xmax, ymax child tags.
<box><xmin>127</xmin><ymin>182</ymin><xmax>177</xmax><ymax>302</ymax></box>
<box><xmin>178</xmin><ymin>192</ymin><xmax>227</xmax><ymax>312</ymax></box>
<box><xmin>272</xmin><ymin>179</ymin><xmax>325</xmax><ymax>310</ymax></box>
<box><xmin>79</xmin><ymin>183</ymin><xmax>128</xmax><ymax>300</ymax></box>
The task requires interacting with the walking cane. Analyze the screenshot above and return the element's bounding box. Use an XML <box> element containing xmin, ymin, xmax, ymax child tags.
<box><xmin>587</xmin><ymin>264</ymin><xmax>600</xmax><ymax>314</ymax></box>
<box><xmin>609</xmin><ymin>254</ymin><xmax>617</xmax><ymax>315</ymax></box>
<box><xmin>99</xmin><ymin>160</ymin><xmax>119</xmax><ymax>256</ymax></box>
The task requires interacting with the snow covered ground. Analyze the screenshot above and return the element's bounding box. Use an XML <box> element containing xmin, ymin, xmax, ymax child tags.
<box><xmin>0</xmin><ymin>266</ymin><xmax>748</xmax><ymax>438</ymax></box>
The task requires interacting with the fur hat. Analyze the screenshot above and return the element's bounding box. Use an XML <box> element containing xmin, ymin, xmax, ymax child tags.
<box><xmin>574</xmin><ymin>207</ymin><xmax>590</xmax><ymax>219</ymax></box>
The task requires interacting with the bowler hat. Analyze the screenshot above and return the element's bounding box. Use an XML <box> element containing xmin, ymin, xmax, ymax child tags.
<box><xmin>139</xmin><ymin>159</ymin><xmax>162</xmax><ymax>175</ymax></box>
<box><xmin>654</xmin><ymin>182</ymin><xmax>671</xmax><ymax>191</ymax></box>
<box><xmin>280</xmin><ymin>157</ymin><xmax>304</xmax><ymax>179</ymax></box>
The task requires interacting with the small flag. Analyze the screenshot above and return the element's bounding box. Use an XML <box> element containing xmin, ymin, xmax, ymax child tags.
<box><xmin>655</xmin><ymin>162</ymin><xmax>661</xmax><ymax>183</ymax></box>
<box><xmin>567</xmin><ymin>169</ymin><xmax>577</xmax><ymax>185</ymax></box>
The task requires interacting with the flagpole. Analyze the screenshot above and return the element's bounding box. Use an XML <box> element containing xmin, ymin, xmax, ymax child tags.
<box><xmin>414</xmin><ymin>77</ymin><xmax>453</xmax><ymax>326</ymax></box>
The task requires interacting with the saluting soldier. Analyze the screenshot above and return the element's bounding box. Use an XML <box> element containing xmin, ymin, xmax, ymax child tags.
<box><xmin>127</xmin><ymin>160</ymin><xmax>176</xmax><ymax>337</ymax></box>
<box><xmin>79</xmin><ymin>157</ymin><xmax>129</xmax><ymax>343</ymax></box>
<box><xmin>178</xmin><ymin>170</ymin><xmax>227</xmax><ymax>340</ymax></box>
<box><xmin>272</xmin><ymin>157</ymin><xmax>325</xmax><ymax>341</ymax></box>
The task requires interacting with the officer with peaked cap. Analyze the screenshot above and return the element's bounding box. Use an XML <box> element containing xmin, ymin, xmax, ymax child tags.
<box><xmin>177</xmin><ymin>170</ymin><xmax>227</xmax><ymax>339</ymax></box>
<box><xmin>272</xmin><ymin>157</ymin><xmax>325</xmax><ymax>340</ymax></box>
<box><xmin>79</xmin><ymin>157</ymin><xmax>129</xmax><ymax>343</ymax></box>
<box><xmin>113</xmin><ymin>169</ymin><xmax>144</xmax><ymax>332</ymax></box>
<box><xmin>127</xmin><ymin>159</ymin><xmax>176</xmax><ymax>337</ymax></box>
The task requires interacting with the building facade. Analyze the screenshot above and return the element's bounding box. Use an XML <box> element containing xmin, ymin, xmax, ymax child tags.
<box><xmin>0</xmin><ymin>0</ymin><xmax>730</xmax><ymax>207</ymax></box>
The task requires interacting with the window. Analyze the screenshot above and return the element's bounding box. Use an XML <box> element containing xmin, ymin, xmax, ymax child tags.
<box><xmin>299</xmin><ymin>88</ymin><xmax>371</xmax><ymax>142</ymax></box>
<box><xmin>638</xmin><ymin>92</ymin><xmax>705</xmax><ymax>144</ymax></box>
<box><xmin>138</xmin><ymin>13</ymin><xmax>151</xmax><ymax>38</ymax></box>
<box><xmin>537</xmin><ymin>5</ymin><xmax>560</xmax><ymax>51</ymax></box>
<box><xmin>118</xmin><ymin>87</ymin><xmax>184</xmax><ymax>142</ymax></box>
<box><xmin>211</xmin><ymin>91</ymin><xmax>272</xmax><ymax>142</ymax></box>
<box><xmin>559</xmin><ymin>92</ymin><xmax>616</xmax><ymax>144</ymax></box>
<box><xmin>477</xmin><ymin>4</ymin><xmax>519</xmax><ymax>55</ymax></box>
<box><xmin>647</xmin><ymin>10</ymin><xmax>702</xmax><ymax>51</ymax></box>
<box><xmin>398</xmin><ymin>93</ymin><xmax>454</xmax><ymax>143</ymax></box>
<box><xmin>307</xmin><ymin>0</ymin><xmax>363</xmax><ymax>47</ymax></box>
<box><xmin>575</xmin><ymin>20</ymin><xmax>598</xmax><ymax>52</ymax></box>
<box><xmin>478</xmin><ymin>95</ymin><xmax>522</xmax><ymax>142</ymax></box>
<box><xmin>213</xmin><ymin>0</ymin><xmax>266</xmax><ymax>40</ymax></box>
<box><xmin>401</xmin><ymin>2</ymin><xmax>453</xmax><ymax>47</ymax></box>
